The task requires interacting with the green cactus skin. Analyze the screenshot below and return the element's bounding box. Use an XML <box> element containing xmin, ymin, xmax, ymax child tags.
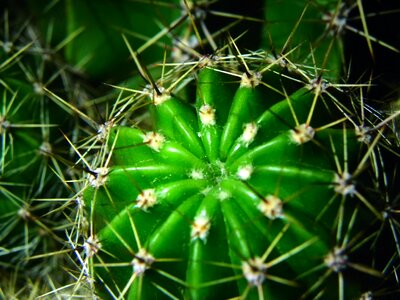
<box><xmin>84</xmin><ymin>56</ymin><xmax>388</xmax><ymax>299</ymax></box>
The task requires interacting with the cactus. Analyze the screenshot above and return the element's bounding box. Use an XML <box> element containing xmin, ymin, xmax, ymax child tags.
<box><xmin>80</xmin><ymin>43</ymin><xmax>399</xmax><ymax>298</ymax></box>
<box><xmin>0</xmin><ymin>7</ymin><xmax>90</xmax><ymax>297</ymax></box>
<box><xmin>1</xmin><ymin>0</ymin><xmax>399</xmax><ymax>299</ymax></box>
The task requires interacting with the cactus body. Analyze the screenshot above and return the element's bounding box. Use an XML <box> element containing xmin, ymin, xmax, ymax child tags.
<box><xmin>85</xmin><ymin>62</ymin><xmax>384</xmax><ymax>299</ymax></box>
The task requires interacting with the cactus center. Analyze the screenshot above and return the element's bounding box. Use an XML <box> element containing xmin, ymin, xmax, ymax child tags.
<box><xmin>208</xmin><ymin>160</ymin><xmax>226</xmax><ymax>180</ymax></box>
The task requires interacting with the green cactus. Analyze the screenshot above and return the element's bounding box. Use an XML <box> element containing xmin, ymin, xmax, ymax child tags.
<box><xmin>81</xmin><ymin>46</ymin><xmax>396</xmax><ymax>298</ymax></box>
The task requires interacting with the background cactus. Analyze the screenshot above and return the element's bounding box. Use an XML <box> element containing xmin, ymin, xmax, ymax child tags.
<box><xmin>1</xmin><ymin>0</ymin><xmax>399</xmax><ymax>299</ymax></box>
<box><xmin>0</xmin><ymin>6</ymin><xmax>91</xmax><ymax>297</ymax></box>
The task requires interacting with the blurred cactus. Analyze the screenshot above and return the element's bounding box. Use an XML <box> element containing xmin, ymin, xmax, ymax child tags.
<box><xmin>0</xmin><ymin>6</ymin><xmax>88</xmax><ymax>297</ymax></box>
